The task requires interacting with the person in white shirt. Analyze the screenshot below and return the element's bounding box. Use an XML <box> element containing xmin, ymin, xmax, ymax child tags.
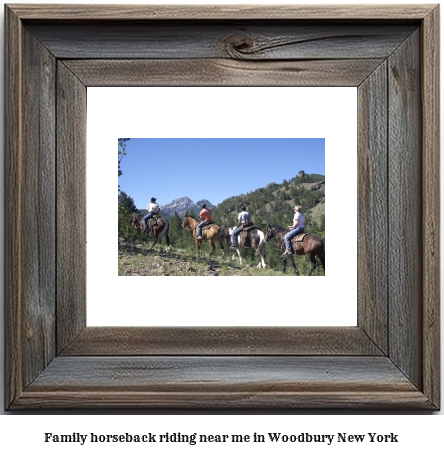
<box><xmin>230</xmin><ymin>205</ymin><xmax>253</xmax><ymax>249</ymax></box>
<box><xmin>143</xmin><ymin>197</ymin><xmax>160</xmax><ymax>231</ymax></box>
<box><xmin>284</xmin><ymin>205</ymin><xmax>305</xmax><ymax>255</ymax></box>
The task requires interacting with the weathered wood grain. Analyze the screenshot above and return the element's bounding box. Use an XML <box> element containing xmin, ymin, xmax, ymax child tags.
<box><xmin>21</xmin><ymin>28</ymin><xmax>57</xmax><ymax>388</ymax></box>
<box><xmin>27</xmin><ymin>22</ymin><xmax>416</xmax><ymax>60</ymax></box>
<box><xmin>5</xmin><ymin>4</ymin><xmax>24</xmax><ymax>411</ymax></box>
<box><xmin>56</xmin><ymin>62</ymin><xmax>87</xmax><ymax>354</ymax></box>
<box><xmin>16</xmin><ymin>390</ymin><xmax>434</xmax><ymax>410</ymax></box>
<box><xmin>13</xmin><ymin>356</ymin><xmax>432</xmax><ymax>409</ymax></box>
<box><xmin>357</xmin><ymin>62</ymin><xmax>388</xmax><ymax>353</ymax></box>
<box><xmin>64</xmin><ymin>59</ymin><xmax>384</xmax><ymax>87</ymax></box>
<box><xmin>388</xmin><ymin>31</ymin><xmax>422</xmax><ymax>389</ymax></box>
<box><xmin>61</xmin><ymin>327</ymin><xmax>382</xmax><ymax>356</ymax></box>
<box><xmin>29</xmin><ymin>357</ymin><xmax>419</xmax><ymax>391</ymax></box>
<box><xmin>421</xmin><ymin>6</ymin><xmax>440</xmax><ymax>409</ymax></box>
<box><xmin>6</xmin><ymin>4</ymin><xmax>435</xmax><ymax>20</ymax></box>
<box><xmin>5</xmin><ymin>8</ymin><xmax>58</xmax><ymax>410</ymax></box>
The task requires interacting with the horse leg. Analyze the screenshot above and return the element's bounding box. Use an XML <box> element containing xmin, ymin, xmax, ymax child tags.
<box><xmin>289</xmin><ymin>255</ymin><xmax>299</xmax><ymax>276</ymax></box>
<box><xmin>209</xmin><ymin>239</ymin><xmax>216</xmax><ymax>256</ymax></box>
<box><xmin>255</xmin><ymin>247</ymin><xmax>265</xmax><ymax>268</ymax></box>
<box><xmin>257</xmin><ymin>243</ymin><xmax>266</xmax><ymax>268</ymax></box>
<box><xmin>282</xmin><ymin>257</ymin><xmax>287</xmax><ymax>273</ymax></box>
<box><xmin>236</xmin><ymin>248</ymin><xmax>242</xmax><ymax>265</ymax></box>
<box><xmin>165</xmin><ymin>233</ymin><xmax>170</xmax><ymax>249</ymax></box>
<box><xmin>218</xmin><ymin>238</ymin><xmax>225</xmax><ymax>257</ymax></box>
<box><xmin>306</xmin><ymin>252</ymin><xmax>317</xmax><ymax>276</ymax></box>
<box><xmin>319</xmin><ymin>254</ymin><xmax>325</xmax><ymax>272</ymax></box>
<box><xmin>150</xmin><ymin>237</ymin><xmax>158</xmax><ymax>249</ymax></box>
<box><xmin>260</xmin><ymin>253</ymin><xmax>266</xmax><ymax>268</ymax></box>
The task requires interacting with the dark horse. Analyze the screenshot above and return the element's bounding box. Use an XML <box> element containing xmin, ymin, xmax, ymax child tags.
<box><xmin>182</xmin><ymin>214</ymin><xmax>225</xmax><ymax>257</ymax></box>
<box><xmin>266</xmin><ymin>224</ymin><xmax>325</xmax><ymax>276</ymax></box>
<box><xmin>132</xmin><ymin>215</ymin><xmax>170</xmax><ymax>249</ymax></box>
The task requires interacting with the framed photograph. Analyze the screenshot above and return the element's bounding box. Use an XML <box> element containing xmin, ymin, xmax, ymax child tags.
<box><xmin>5</xmin><ymin>4</ymin><xmax>440</xmax><ymax>409</ymax></box>
<box><xmin>94</xmin><ymin>88</ymin><xmax>355</xmax><ymax>328</ymax></box>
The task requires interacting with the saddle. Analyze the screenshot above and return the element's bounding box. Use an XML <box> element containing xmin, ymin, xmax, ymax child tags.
<box><xmin>280</xmin><ymin>233</ymin><xmax>308</xmax><ymax>253</ymax></box>
<box><xmin>148</xmin><ymin>215</ymin><xmax>160</xmax><ymax>231</ymax></box>
<box><xmin>238</xmin><ymin>231</ymin><xmax>252</xmax><ymax>248</ymax></box>
<box><xmin>202</xmin><ymin>222</ymin><xmax>214</xmax><ymax>232</ymax></box>
<box><xmin>242</xmin><ymin>224</ymin><xmax>257</xmax><ymax>232</ymax></box>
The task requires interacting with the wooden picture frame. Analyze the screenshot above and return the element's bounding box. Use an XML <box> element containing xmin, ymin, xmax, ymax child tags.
<box><xmin>5</xmin><ymin>4</ymin><xmax>440</xmax><ymax>409</ymax></box>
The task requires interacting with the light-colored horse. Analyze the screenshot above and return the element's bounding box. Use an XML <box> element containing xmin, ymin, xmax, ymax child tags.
<box><xmin>225</xmin><ymin>226</ymin><xmax>266</xmax><ymax>268</ymax></box>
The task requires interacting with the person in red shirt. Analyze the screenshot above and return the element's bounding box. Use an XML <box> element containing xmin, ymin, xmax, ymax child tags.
<box><xmin>196</xmin><ymin>203</ymin><xmax>212</xmax><ymax>239</ymax></box>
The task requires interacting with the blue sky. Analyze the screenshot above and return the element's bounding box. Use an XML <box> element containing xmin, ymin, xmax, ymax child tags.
<box><xmin>118</xmin><ymin>138</ymin><xmax>325</xmax><ymax>209</ymax></box>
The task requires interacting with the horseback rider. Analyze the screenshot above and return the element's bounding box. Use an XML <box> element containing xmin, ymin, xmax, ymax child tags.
<box><xmin>196</xmin><ymin>203</ymin><xmax>212</xmax><ymax>240</ymax></box>
<box><xmin>284</xmin><ymin>205</ymin><xmax>305</xmax><ymax>255</ymax></box>
<box><xmin>231</xmin><ymin>205</ymin><xmax>253</xmax><ymax>249</ymax></box>
<box><xmin>143</xmin><ymin>197</ymin><xmax>160</xmax><ymax>231</ymax></box>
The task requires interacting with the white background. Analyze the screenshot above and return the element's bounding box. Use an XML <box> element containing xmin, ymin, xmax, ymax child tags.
<box><xmin>88</xmin><ymin>87</ymin><xmax>357</xmax><ymax>326</ymax></box>
<box><xmin>0</xmin><ymin>0</ymin><xmax>442</xmax><ymax>453</ymax></box>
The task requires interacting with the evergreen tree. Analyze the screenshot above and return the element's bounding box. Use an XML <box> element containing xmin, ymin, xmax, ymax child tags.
<box><xmin>118</xmin><ymin>138</ymin><xmax>130</xmax><ymax>178</ymax></box>
<box><xmin>320</xmin><ymin>215</ymin><xmax>325</xmax><ymax>233</ymax></box>
<box><xmin>118</xmin><ymin>191</ymin><xmax>137</xmax><ymax>213</ymax></box>
<box><xmin>169</xmin><ymin>210</ymin><xmax>188</xmax><ymax>249</ymax></box>
<box><xmin>118</xmin><ymin>138</ymin><xmax>130</xmax><ymax>192</ymax></box>
<box><xmin>118</xmin><ymin>190</ymin><xmax>140</xmax><ymax>241</ymax></box>
<box><xmin>170</xmin><ymin>210</ymin><xmax>182</xmax><ymax>233</ymax></box>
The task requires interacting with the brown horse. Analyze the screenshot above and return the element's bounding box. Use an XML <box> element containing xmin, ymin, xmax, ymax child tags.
<box><xmin>132</xmin><ymin>215</ymin><xmax>170</xmax><ymax>249</ymax></box>
<box><xmin>265</xmin><ymin>224</ymin><xmax>325</xmax><ymax>276</ymax></box>
<box><xmin>182</xmin><ymin>214</ymin><xmax>225</xmax><ymax>257</ymax></box>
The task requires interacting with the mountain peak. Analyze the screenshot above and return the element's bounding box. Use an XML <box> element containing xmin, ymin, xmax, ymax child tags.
<box><xmin>170</xmin><ymin>196</ymin><xmax>192</xmax><ymax>204</ymax></box>
<box><xmin>160</xmin><ymin>197</ymin><xmax>214</xmax><ymax>216</ymax></box>
<box><xmin>196</xmin><ymin>199</ymin><xmax>213</xmax><ymax>207</ymax></box>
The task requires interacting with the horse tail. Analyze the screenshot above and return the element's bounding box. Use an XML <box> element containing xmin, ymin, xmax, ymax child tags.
<box><xmin>164</xmin><ymin>220</ymin><xmax>170</xmax><ymax>247</ymax></box>
<box><xmin>158</xmin><ymin>219</ymin><xmax>169</xmax><ymax>241</ymax></box>
<box><xmin>217</xmin><ymin>226</ymin><xmax>224</xmax><ymax>240</ymax></box>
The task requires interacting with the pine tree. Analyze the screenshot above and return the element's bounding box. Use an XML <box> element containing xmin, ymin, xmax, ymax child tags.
<box><xmin>118</xmin><ymin>191</ymin><xmax>137</xmax><ymax>214</ymax></box>
<box><xmin>169</xmin><ymin>211</ymin><xmax>183</xmax><ymax>246</ymax></box>
<box><xmin>118</xmin><ymin>190</ymin><xmax>139</xmax><ymax>241</ymax></box>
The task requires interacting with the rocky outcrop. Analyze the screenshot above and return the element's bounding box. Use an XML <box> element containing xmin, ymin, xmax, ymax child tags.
<box><xmin>310</xmin><ymin>181</ymin><xmax>325</xmax><ymax>191</ymax></box>
<box><xmin>160</xmin><ymin>196</ymin><xmax>214</xmax><ymax>216</ymax></box>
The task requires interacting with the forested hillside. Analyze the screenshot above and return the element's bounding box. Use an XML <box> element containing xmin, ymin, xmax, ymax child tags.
<box><xmin>211</xmin><ymin>172</ymin><xmax>325</xmax><ymax>234</ymax></box>
<box><xmin>118</xmin><ymin>172</ymin><xmax>325</xmax><ymax>275</ymax></box>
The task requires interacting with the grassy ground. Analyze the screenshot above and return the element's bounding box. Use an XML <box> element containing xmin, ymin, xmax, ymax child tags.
<box><xmin>118</xmin><ymin>240</ymin><xmax>324</xmax><ymax>277</ymax></box>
